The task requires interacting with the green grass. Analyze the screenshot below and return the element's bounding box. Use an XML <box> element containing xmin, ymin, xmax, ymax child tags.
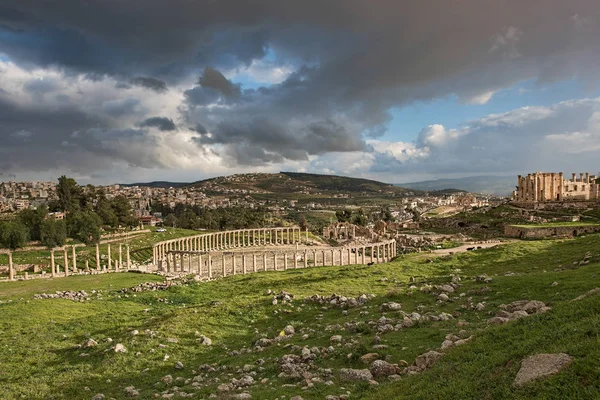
<box><xmin>0</xmin><ymin>235</ymin><xmax>599</xmax><ymax>399</ymax></box>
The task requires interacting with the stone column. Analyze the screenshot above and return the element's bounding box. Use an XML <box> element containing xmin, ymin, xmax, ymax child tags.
<box><xmin>338</xmin><ymin>249</ymin><xmax>343</xmax><ymax>266</ymax></box>
<box><xmin>347</xmin><ymin>248</ymin><xmax>351</xmax><ymax>265</ymax></box>
<box><xmin>294</xmin><ymin>252</ymin><xmax>298</xmax><ymax>268</ymax></box>
<box><xmin>107</xmin><ymin>244</ymin><xmax>112</xmax><ymax>271</ymax></box>
<box><xmin>263</xmin><ymin>253</ymin><xmax>268</xmax><ymax>271</ymax></box>
<box><xmin>222</xmin><ymin>253</ymin><xmax>226</xmax><ymax>277</ymax></box>
<box><xmin>85</xmin><ymin>260</ymin><xmax>89</xmax><ymax>272</ymax></box>
<box><xmin>63</xmin><ymin>247</ymin><xmax>69</xmax><ymax>277</ymax></box>
<box><xmin>253</xmin><ymin>254</ymin><xmax>257</xmax><ymax>272</ymax></box>
<box><xmin>273</xmin><ymin>253</ymin><xmax>278</xmax><ymax>270</ymax></box>
<box><xmin>72</xmin><ymin>246</ymin><xmax>78</xmax><ymax>273</ymax></box>
<box><xmin>534</xmin><ymin>173</ymin><xmax>539</xmax><ymax>202</ymax></box>
<box><xmin>304</xmin><ymin>251</ymin><xmax>308</xmax><ymax>268</ymax></box>
<box><xmin>243</xmin><ymin>254</ymin><xmax>247</xmax><ymax>274</ymax></box>
<box><xmin>370</xmin><ymin>246</ymin><xmax>374</xmax><ymax>263</ymax></box>
<box><xmin>8</xmin><ymin>252</ymin><xmax>14</xmax><ymax>281</ymax></box>
<box><xmin>51</xmin><ymin>249</ymin><xmax>56</xmax><ymax>277</ymax></box>
<box><xmin>117</xmin><ymin>244</ymin><xmax>122</xmax><ymax>272</ymax></box>
<box><xmin>208</xmin><ymin>254</ymin><xmax>212</xmax><ymax>278</ymax></box>
<box><xmin>126</xmin><ymin>245</ymin><xmax>131</xmax><ymax>269</ymax></box>
<box><xmin>305</xmin><ymin>228</ymin><xmax>309</xmax><ymax>243</ymax></box>
<box><xmin>362</xmin><ymin>247</ymin><xmax>366</xmax><ymax>264</ymax></box>
<box><xmin>188</xmin><ymin>252</ymin><xmax>193</xmax><ymax>271</ymax></box>
<box><xmin>198</xmin><ymin>254</ymin><xmax>202</xmax><ymax>275</ymax></box>
<box><xmin>232</xmin><ymin>253</ymin><xmax>236</xmax><ymax>275</ymax></box>
<box><xmin>252</xmin><ymin>230</ymin><xmax>256</xmax><ymax>246</ymax></box>
<box><xmin>284</xmin><ymin>253</ymin><xmax>288</xmax><ymax>270</ymax></box>
<box><xmin>166</xmin><ymin>252</ymin><xmax>171</xmax><ymax>272</ymax></box>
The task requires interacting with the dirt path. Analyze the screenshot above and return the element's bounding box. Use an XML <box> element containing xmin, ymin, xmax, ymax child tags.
<box><xmin>431</xmin><ymin>241</ymin><xmax>505</xmax><ymax>256</ymax></box>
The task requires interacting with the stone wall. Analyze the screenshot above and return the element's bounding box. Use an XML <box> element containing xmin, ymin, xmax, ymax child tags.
<box><xmin>504</xmin><ymin>224</ymin><xmax>600</xmax><ymax>239</ymax></box>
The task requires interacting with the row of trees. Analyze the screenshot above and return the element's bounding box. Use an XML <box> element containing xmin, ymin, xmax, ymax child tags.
<box><xmin>156</xmin><ymin>204</ymin><xmax>270</xmax><ymax>231</ymax></box>
<box><xmin>0</xmin><ymin>176</ymin><xmax>136</xmax><ymax>250</ymax></box>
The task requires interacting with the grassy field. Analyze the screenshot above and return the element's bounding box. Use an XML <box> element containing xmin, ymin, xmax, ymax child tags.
<box><xmin>0</xmin><ymin>235</ymin><xmax>599</xmax><ymax>399</ymax></box>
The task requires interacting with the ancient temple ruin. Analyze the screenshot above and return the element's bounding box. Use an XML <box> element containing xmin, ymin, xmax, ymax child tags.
<box><xmin>513</xmin><ymin>172</ymin><xmax>600</xmax><ymax>203</ymax></box>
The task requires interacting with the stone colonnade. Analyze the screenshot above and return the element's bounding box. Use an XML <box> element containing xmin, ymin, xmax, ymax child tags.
<box><xmin>152</xmin><ymin>227</ymin><xmax>307</xmax><ymax>266</ymax></box>
<box><xmin>157</xmin><ymin>238</ymin><xmax>397</xmax><ymax>279</ymax></box>
<box><xmin>2</xmin><ymin>243</ymin><xmax>132</xmax><ymax>281</ymax></box>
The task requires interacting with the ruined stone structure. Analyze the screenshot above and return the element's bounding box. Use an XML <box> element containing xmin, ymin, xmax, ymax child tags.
<box><xmin>153</xmin><ymin>226</ymin><xmax>396</xmax><ymax>277</ymax></box>
<box><xmin>1</xmin><ymin>243</ymin><xmax>132</xmax><ymax>282</ymax></box>
<box><xmin>504</xmin><ymin>224</ymin><xmax>600</xmax><ymax>239</ymax></box>
<box><xmin>514</xmin><ymin>172</ymin><xmax>600</xmax><ymax>203</ymax></box>
<box><xmin>323</xmin><ymin>223</ymin><xmax>356</xmax><ymax>240</ymax></box>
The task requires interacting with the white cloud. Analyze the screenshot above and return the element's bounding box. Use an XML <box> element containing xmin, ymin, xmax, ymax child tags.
<box><xmin>225</xmin><ymin>59</ymin><xmax>294</xmax><ymax>85</ymax></box>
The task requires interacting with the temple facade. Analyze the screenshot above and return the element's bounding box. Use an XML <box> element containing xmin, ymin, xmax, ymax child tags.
<box><xmin>513</xmin><ymin>172</ymin><xmax>600</xmax><ymax>202</ymax></box>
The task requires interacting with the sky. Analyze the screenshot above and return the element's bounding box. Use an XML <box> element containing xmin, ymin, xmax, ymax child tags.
<box><xmin>1</xmin><ymin>1</ymin><xmax>600</xmax><ymax>185</ymax></box>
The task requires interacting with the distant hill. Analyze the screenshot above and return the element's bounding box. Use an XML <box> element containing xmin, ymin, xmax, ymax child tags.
<box><xmin>397</xmin><ymin>175</ymin><xmax>515</xmax><ymax>196</ymax></box>
<box><xmin>120</xmin><ymin>181</ymin><xmax>189</xmax><ymax>189</ymax></box>
<box><xmin>187</xmin><ymin>172</ymin><xmax>419</xmax><ymax>196</ymax></box>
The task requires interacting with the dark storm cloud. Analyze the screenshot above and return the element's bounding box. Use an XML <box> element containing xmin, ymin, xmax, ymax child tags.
<box><xmin>139</xmin><ymin>117</ymin><xmax>177</xmax><ymax>131</ymax></box>
<box><xmin>130</xmin><ymin>77</ymin><xmax>168</xmax><ymax>93</ymax></box>
<box><xmin>198</xmin><ymin>67</ymin><xmax>241</xmax><ymax>98</ymax></box>
<box><xmin>1</xmin><ymin>0</ymin><xmax>600</xmax><ymax>173</ymax></box>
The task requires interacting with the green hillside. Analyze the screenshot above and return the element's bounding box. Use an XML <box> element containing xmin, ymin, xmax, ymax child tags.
<box><xmin>189</xmin><ymin>172</ymin><xmax>417</xmax><ymax>196</ymax></box>
<box><xmin>1</xmin><ymin>235</ymin><xmax>599</xmax><ymax>399</ymax></box>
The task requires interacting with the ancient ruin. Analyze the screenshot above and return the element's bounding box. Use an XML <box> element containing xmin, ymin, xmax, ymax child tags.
<box><xmin>513</xmin><ymin>172</ymin><xmax>600</xmax><ymax>204</ymax></box>
<box><xmin>152</xmin><ymin>226</ymin><xmax>396</xmax><ymax>277</ymax></box>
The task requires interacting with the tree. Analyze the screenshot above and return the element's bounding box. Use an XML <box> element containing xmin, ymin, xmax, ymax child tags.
<box><xmin>0</xmin><ymin>220</ymin><xmax>29</xmax><ymax>250</ymax></box>
<box><xmin>111</xmin><ymin>195</ymin><xmax>136</xmax><ymax>226</ymax></box>
<box><xmin>298</xmin><ymin>215</ymin><xmax>308</xmax><ymax>231</ymax></box>
<box><xmin>40</xmin><ymin>219</ymin><xmax>67</xmax><ymax>248</ymax></box>
<box><xmin>17</xmin><ymin>206</ymin><xmax>48</xmax><ymax>241</ymax></box>
<box><xmin>56</xmin><ymin>175</ymin><xmax>83</xmax><ymax>212</ymax></box>
<box><xmin>335</xmin><ymin>210</ymin><xmax>352</xmax><ymax>223</ymax></box>
<box><xmin>164</xmin><ymin>213</ymin><xmax>177</xmax><ymax>228</ymax></box>
<box><xmin>68</xmin><ymin>211</ymin><xmax>102</xmax><ymax>245</ymax></box>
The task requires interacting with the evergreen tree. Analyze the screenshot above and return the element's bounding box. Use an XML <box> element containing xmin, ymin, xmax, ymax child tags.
<box><xmin>40</xmin><ymin>219</ymin><xmax>67</xmax><ymax>248</ymax></box>
<box><xmin>0</xmin><ymin>220</ymin><xmax>29</xmax><ymax>250</ymax></box>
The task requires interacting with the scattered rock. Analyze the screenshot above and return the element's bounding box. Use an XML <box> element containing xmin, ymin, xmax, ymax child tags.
<box><xmin>230</xmin><ymin>394</ymin><xmax>252</xmax><ymax>400</ymax></box>
<box><xmin>379</xmin><ymin>302</ymin><xmax>402</xmax><ymax>312</ymax></box>
<box><xmin>437</xmin><ymin>294</ymin><xmax>450</xmax><ymax>302</ymax></box>
<box><xmin>283</xmin><ymin>325</ymin><xmax>295</xmax><ymax>336</ymax></box>
<box><xmin>360</xmin><ymin>353</ymin><xmax>380</xmax><ymax>364</ymax></box>
<box><xmin>175</xmin><ymin>361</ymin><xmax>184</xmax><ymax>369</ymax></box>
<box><xmin>123</xmin><ymin>386</ymin><xmax>139</xmax><ymax>397</ymax></box>
<box><xmin>84</xmin><ymin>338</ymin><xmax>98</xmax><ymax>347</ymax></box>
<box><xmin>339</xmin><ymin>368</ymin><xmax>373</xmax><ymax>382</ymax></box>
<box><xmin>198</xmin><ymin>335</ymin><xmax>212</xmax><ymax>345</ymax></box>
<box><xmin>513</xmin><ymin>353</ymin><xmax>573</xmax><ymax>387</ymax></box>
<box><xmin>489</xmin><ymin>300</ymin><xmax>551</xmax><ymax>324</ymax></box>
<box><xmin>413</xmin><ymin>351</ymin><xmax>443</xmax><ymax>371</ymax></box>
<box><xmin>114</xmin><ymin>343</ymin><xmax>127</xmax><ymax>353</ymax></box>
<box><xmin>34</xmin><ymin>290</ymin><xmax>90</xmax><ymax>301</ymax></box>
<box><xmin>330</xmin><ymin>335</ymin><xmax>342</xmax><ymax>343</ymax></box>
<box><xmin>370</xmin><ymin>360</ymin><xmax>398</xmax><ymax>378</ymax></box>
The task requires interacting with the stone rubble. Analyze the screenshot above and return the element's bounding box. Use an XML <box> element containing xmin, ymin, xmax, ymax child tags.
<box><xmin>488</xmin><ymin>300</ymin><xmax>551</xmax><ymax>325</ymax></box>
